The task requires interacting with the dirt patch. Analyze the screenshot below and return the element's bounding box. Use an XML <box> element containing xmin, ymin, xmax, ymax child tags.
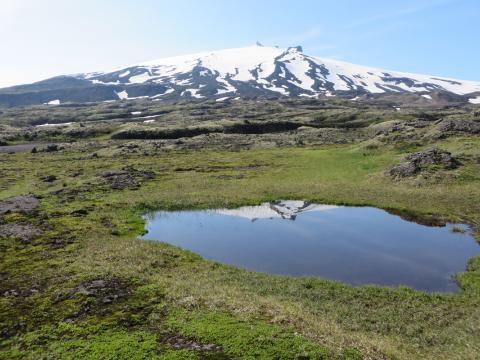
<box><xmin>0</xmin><ymin>196</ymin><xmax>40</xmax><ymax>216</ymax></box>
<box><xmin>389</xmin><ymin>148</ymin><xmax>459</xmax><ymax>178</ymax></box>
<box><xmin>0</xmin><ymin>222</ymin><xmax>42</xmax><ymax>242</ymax></box>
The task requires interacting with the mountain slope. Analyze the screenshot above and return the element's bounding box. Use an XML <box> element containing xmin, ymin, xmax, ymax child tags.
<box><xmin>1</xmin><ymin>45</ymin><xmax>480</xmax><ymax>106</ymax></box>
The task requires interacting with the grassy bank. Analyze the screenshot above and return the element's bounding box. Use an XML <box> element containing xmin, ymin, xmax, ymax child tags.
<box><xmin>1</xmin><ymin>136</ymin><xmax>480</xmax><ymax>359</ymax></box>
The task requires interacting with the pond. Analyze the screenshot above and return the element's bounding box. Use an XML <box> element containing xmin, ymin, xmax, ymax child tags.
<box><xmin>140</xmin><ymin>201</ymin><xmax>479</xmax><ymax>292</ymax></box>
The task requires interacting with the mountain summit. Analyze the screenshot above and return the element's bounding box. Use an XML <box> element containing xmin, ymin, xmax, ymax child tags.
<box><xmin>1</xmin><ymin>45</ymin><xmax>480</xmax><ymax>106</ymax></box>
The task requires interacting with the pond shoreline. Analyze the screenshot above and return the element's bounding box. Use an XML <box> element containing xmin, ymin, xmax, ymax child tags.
<box><xmin>140</xmin><ymin>201</ymin><xmax>478</xmax><ymax>293</ymax></box>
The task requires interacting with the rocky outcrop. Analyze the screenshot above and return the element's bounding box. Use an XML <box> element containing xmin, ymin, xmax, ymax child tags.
<box><xmin>436</xmin><ymin>119</ymin><xmax>480</xmax><ymax>135</ymax></box>
<box><xmin>389</xmin><ymin>148</ymin><xmax>458</xmax><ymax>178</ymax></box>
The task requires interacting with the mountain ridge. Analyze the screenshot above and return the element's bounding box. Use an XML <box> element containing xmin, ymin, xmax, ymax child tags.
<box><xmin>1</xmin><ymin>45</ymin><xmax>480</xmax><ymax>106</ymax></box>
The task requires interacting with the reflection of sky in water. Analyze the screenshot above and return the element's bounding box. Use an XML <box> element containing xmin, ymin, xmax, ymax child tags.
<box><xmin>141</xmin><ymin>201</ymin><xmax>479</xmax><ymax>292</ymax></box>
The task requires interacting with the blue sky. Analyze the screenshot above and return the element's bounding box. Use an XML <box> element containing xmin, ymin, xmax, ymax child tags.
<box><xmin>1</xmin><ymin>0</ymin><xmax>478</xmax><ymax>87</ymax></box>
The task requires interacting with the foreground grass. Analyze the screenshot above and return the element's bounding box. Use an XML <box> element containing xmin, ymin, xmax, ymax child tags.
<box><xmin>1</xmin><ymin>137</ymin><xmax>480</xmax><ymax>359</ymax></box>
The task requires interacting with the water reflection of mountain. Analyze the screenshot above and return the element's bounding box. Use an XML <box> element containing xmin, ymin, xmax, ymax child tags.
<box><xmin>216</xmin><ymin>200</ymin><xmax>339</xmax><ymax>221</ymax></box>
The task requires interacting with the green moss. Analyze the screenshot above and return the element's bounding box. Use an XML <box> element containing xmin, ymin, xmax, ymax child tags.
<box><xmin>10</xmin><ymin>324</ymin><xmax>160</xmax><ymax>360</ymax></box>
<box><xmin>158</xmin><ymin>350</ymin><xmax>200</xmax><ymax>360</ymax></box>
<box><xmin>166</xmin><ymin>309</ymin><xmax>332</xmax><ymax>359</ymax></box>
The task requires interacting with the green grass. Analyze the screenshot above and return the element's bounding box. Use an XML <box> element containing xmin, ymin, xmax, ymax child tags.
<box><xmin>451</xmin><ymin>226</ymin><xmax>467</xmax><ymax>234</ymax></box>
<box><xmin>1</xmin><ymin>136</ymin><xmax>480</xmax><ymax>359</ymax></box>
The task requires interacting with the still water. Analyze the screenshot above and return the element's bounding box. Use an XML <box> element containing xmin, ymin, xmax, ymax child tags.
<box><xmin>141</xmin><ymin>201</ymin><xmax>479</xmax><ymax>292</ymax></box>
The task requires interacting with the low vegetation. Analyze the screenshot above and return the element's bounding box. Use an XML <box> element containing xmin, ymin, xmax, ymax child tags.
<box><xmin>1</xmin><ymin>98</ymin><xmax>479</xmax><ymax>359</ymax></box>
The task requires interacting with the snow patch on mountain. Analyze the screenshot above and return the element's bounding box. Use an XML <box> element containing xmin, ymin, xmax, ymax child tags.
<box><xmin>469</xmin><ymin>96</ymin><xmax>480</xmax><ymax>104</ymax></box>
<box><xmin>116</xmin><ymin>90</ymin><xmax>128</xmax><ymax>100</ymax></box>
<box><xmin>36</xmin><ymin>122</ymin><xmax>72</xmax><ymax>127</ymax></box>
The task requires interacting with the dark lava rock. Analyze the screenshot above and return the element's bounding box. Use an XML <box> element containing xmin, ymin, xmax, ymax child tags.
<box><xmin>1</xmin><ymin>322</ymin><xmax>26</xmax><ymax>339</ymax></box>
<box><xmin>59</xmin><ymin>277</ymin><xmax>131</xmax><ymax>322</ymax></box>
<box><xmin>69</xmin><ymin>170</ymin><xmax>82</xmax><ymax>177</ymax></box>
<box><xmin>0</xmin><ymin>272</ymin><xmax>9</xmax><ymax>281</ymax></box>
<box><xmin>49</xmin><ymin>236</ymin><xmax>74</xmax><ymax>249</ymax></box>
<box><xmin>389</xmin><ymin>162</ymin><xmax>417</xmax><ymax>177</ymax></box>
<box><xmin>50</xmin><ymin>186</ymin><xmax>90</xmax><ymax>197</ymax></box>
<box><xmin>110</xmin><ymin>174</ymin><xmax>140</xmax><ymax>190</ymax></box>
<box><xmin>375</xmin><ymin>123</ymin><xmax>405</xmax><ymax>136</ymax></box>
<box><xmin>166</xmin><ymin>334</ymin><xmax>223</xmax><ymax>352</ymax></box>
<box><xmin>436</xmin><ymin>119</ymin><xmax>480</xmax><ymax>134</ymax></box>
<box><xmin>99</xmin><ymin>170</ymin><xmax>129</xmax><ymax>177</ymax></box>
<box><xmin>2</xmin><ymin>289</ymin><xmax>19</xmax><ymax>297</ymax></box>
<box><xmin>122</xmin><ymin>166</ymin><xmax>156</xmax><ymax>179</ymax></box>
<box><xmin>99</xmin><ymin>167</ymin><xmax>155</xmax><ymax>190</ymax></box>
<box><xmin>389</xmin><ymin>148</ymin><xmax>458</xmax><ymax>178</ymax></box>
<box><xmin>0</xmin><ymin>196</ymin><xmax>40</xmax><ymax>216</ymax></box>
<box><xmin>135</xmin><ymin>170</ymin><xmax>156</xmax><ymax>180</ymax></box>
<box><xmin>70</xmin><ymin>278</ymin><xmax>128</xmax><ymax>300</ymax></box>
<box><xmin>43</xmin><ymin>144</ymin><xmax>61</xmax><ymax>152</ymax></box>
<box><xmin>0</xmin><ymin>222</ymin><xmax>42</xmax><ymax>242</ymax></box>
<box><xmin>405</xmin><ymin>148</ymin><xmax>458</xmax><ymax>168</ymax></box>
<box><xmin>407</xmin><ymin>120</ymin><xmax>431</xmax><ymax>128</ymax></box>
<box><xmin>42</xmin><ymin>175</ymin><xmax>57</xmax><ymax>183</ymax></box>
<box><xmin>70</xmin><ymin>208</ymin><xmax>89</xmax><ymax>217</ymax></box>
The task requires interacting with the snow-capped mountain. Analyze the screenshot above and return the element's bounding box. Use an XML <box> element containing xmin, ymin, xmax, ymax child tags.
<box><xmin>1</xmin><ymin>44</ymin><xmax>480</xmax><ymax>106</ymax></box>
